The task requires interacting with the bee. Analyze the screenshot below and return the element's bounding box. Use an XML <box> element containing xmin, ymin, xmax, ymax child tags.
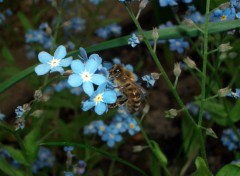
<box><xmin>108</xmin><ymin>64</ymin><xmax>146</xmax><ymax>113</ymax></box>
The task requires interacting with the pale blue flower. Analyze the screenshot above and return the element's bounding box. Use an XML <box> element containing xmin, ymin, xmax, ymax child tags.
<box><xmin>142</xmin><ymin>75</ymin><xmax>156</xmax><ymax>87</ymax></box>
<box><xmin>68</xmin><ymin>55</ymin><xmax>106</xmax><ymax>96</ymax></box>
<box><xmin>159</xmin><ymin>0</ymin><xmax>177</xmax><ymax>7</ymax></box>
<box><xmin>126</xmin><ymin>118</ymin><xmax>140</xmax><ymax>136</ymax></box>
<box><xmin>128</xmin><ymin>33</ymin><xmax>140</xmax><ymax>48</ymax></box>
<box><xmin>35</xmin><ymin>45</ymin><xmax>72</xmax><ymax>76</ymax></box>
<box><xmin>101</xmin><ymin>126</ymin><xmax>123</xmax><ymax>148</ymax></box>
<box><xmin>169</xmin><ymin>38</ymin><xmax>189</xmax><ymax>54</ymax></box>
<box><xmin>82</xmin><ymin>83</ymin><xmax>117</xmax><ymax>115</ymax></box>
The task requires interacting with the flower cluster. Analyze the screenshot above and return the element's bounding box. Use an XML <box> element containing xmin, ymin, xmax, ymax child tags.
<box><xmin>63</xmin><ymin>146</ymin><xmax>87</xmax><ymax>176</ymax></box>
<box><xmin>63</xmin><ymin>17</ymin><xmax>86</xmax><ymax>35</ymax></box>
<box><xmin>35</xmin><ymin>45</ymin><xmax>118</xmax><ymax>115</ymax></box>
<box><xmin>25</xmin><ymin>22</ymin><xmax>53</xmax><ymax>49</ymax></box>
<box><xmin>184</xmin><ymin>5</ymin><xmax>205</xmax><ymax>24</ymax></box>
<box><xmin>84</xmin><ymin>107</ymin><xmax>140</xmax><ymax>148</ymax></box>
<box><xmin>15</xmin><ymin>104</ymin><xmax>30</xmax><ymax>130</ymax></box>
<box><xmin>221</xmin><ymin>128</ymin><xmax>240</xmax><ymax>151</ymax></box>
<box><xmin>95</xmin><ymin>23</ymin><xmax>122</xmax><ymax>39</ymax></box>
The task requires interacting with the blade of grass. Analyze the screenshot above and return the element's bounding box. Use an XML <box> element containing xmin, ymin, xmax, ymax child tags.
<box><xmin>41</xmin><ymin>141</ymin><xmax>148</xmax><ymax>176</ymax></box>
<box><xmin>1</xmin><ymin>20</ymin><xmax>240</xmax><ymax>94</ymax></box>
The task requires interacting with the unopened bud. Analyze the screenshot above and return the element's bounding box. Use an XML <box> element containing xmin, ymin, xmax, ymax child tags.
<box><xmin>183</xmin><ymin>57</ymin><xmax>196</xmax><ymax>69</ymax></box>
<box><xmin>23</xmin><ymin>103</ymin><xmax>31</xmax><ymax>112</ymax></box>
<box><xmin>30</xmin><ymin>110</ymin><xmax>44</xmax><ymax>118</ymax></box>
<box><xmin>218</xmin><ymin>87</ymin><xmax>231</xmax><ymax>97</ymax></box>
<box><xmin>137</xmin><ymin>34</ymin><xmax>143</xmax><ymax>41</ymax></box>
<box><xmin>151</xmin><ymin>72</ymin><xmax>160</xmax><ymax>80</ymax></box>
<box><xmin>218</xmin><ymin>42</ymin><xmax>232</xmax><ymax>52</ymax></box>
<box><xmin>173</xmin><ymin>63</ymin><xmax>181</xmax><ymax>77</ymax></box>
<box><xmin>132</xmin><ymin>145</ymin><xmax>148</xmax><ymax>152</ymax></box>
<box><xmin>139</xmin><ymin>0</ymin><xmax>149</xmax><ymax>9</ymax></box>
<box><xmin>164</xmin><ymin>109</ymin><xmax>178</xmax><ymax>119</ymax></box>
<box><xmin>34</xmin><ymin>89</ymin><xmax>42</xmax><ymax>101</ymax></box>
<box><xmin>152</xmin><ymin>27</ymin><xmax>159</xmax><ymax>41</ymax></box>
<box><xmin>182</xmin><ymin>18</ymin><xmax>195</xmax><ymax>27</ymax></box>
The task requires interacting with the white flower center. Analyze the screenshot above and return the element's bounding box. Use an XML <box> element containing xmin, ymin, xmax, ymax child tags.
<box><xmin>116</xmin><ymin>123</ymin><xmax>122</xmax><ymax>129</ymax></box>
<box><xmin>109</xmin><ymin>134</ymin><xmax>115</xmax><ymax>139</ymax></box>
<box><xmin>48</xmin><ymin>57</ymin><xmax>60</xmax><ymax>68</ymax></box>
<box><xmin>94</xmin><ymin>93</ymin><xmax>103</xmax><ymax>104</ymax></box>
<box><xmin>175</xmin><ymin>42</ymin><xmax>181</xmax><ymax>47</ymax></box>
<box><xmin>80</xmin><ymin>70</ymin><xmax>92</xmax><ymax>82</ymax></box>
<box><xmin>100</xmin><ymin>126</ymin><xmax>105</xmax><ymax>131</ymax></box>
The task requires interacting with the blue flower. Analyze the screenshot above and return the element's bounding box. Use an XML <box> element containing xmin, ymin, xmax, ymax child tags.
<box><xmin>35</xmin><ymin>45</ymin><xmax>72</xmax><ymax>76</ymax></box>
<box><xmin>142</xmin><ymin>75</ymin><xmax>156</xmax><ymax>88</ymax></box>
<box><xmin>84</xmin><ymin>122</ymin><xmax>97</xmax><ymax>134</ymax></box>
<box><xmin>181</xmin><ymin>0</ymin><xmax>192</xmax><ymax>3</ymax></box>
<box><xmin>95</xmin><ymin>120</ymin><xmax>107</xmax><ymax>136</ymax></box>
<box><xmin>90</xmin><ymin>0</ymin><xmax>103</xmax><ymax>5</ymax></box>
<box><xmin>82</xmin><ymin>83</ymin><xmax>117</xmax><ymax>115</ymax></box>
<box><xmin>68</xmin><ymin>55</ymin><xmax>106</xmax><ymax>96</ymax></box>
<box><xmin>126</xmin><ymin>118</ymin><xmax>140</xmax><ymax>136</ymax></box>
<box><xmin>63</xmin><ymin>17</ymin><xmax>86</xmax><ymax>34</ymax></box>
<box><xmin>15</xmin><ymin>106</ymin><xmax>24</xmax><ymax>118</ymax></box>
<box><xmin>227</xmin><ymin>88</ymin><xmax>240</xmax><ymax>99</ymax></box>
<box><xmin>64</xmin><ymin>171</ymin><xmax>75</xmax><ymax>176</ymax></box>
<box><xmin>210</xmin><ymin>8</ymin><xmax>236</xmax><ymax>22</ymax></box>
<box><xmin>64</xmin><ymin>146</ymin><xmax>74</xmax><ymax>152</ymax></box>
<box><xmin>101</xmin><ymin>126</ymin><xmax>123</xmax><ymax>148</ymax></box>
<box><xmin>169</xmin><ymin>38</ymin><xmax>189</xmax><ymax>54</ymax></box>
<box><xmin>128</xmin><ymin>33</ymin><xmax>140</xmax><ymax>48</ymax></box>
<box><xmin>159</xmin><ymin>0</ymin><xmax>177</xmax><ymax>7</ymax></box>
<box><xmin>74</xmin><ymin>160</ymin><xmax>87</xmax><ymax>175</ymax></box>
<box><xmin>0</xmin><ymin>112</ymin><xmax>5</xmax><ymax>121</ymax></box>
<box><xmin>221</xmin><ymin>128</ymin><xmax>240</xmax><ymax>151</ymax></box>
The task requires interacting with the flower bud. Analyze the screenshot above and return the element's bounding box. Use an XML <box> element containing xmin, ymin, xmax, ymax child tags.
<box><xmin>218</xmin><ymin>87</ymin><xmax>231</xmax><ymax>97</ymax></box>
<box><xmin>151</xmin><ymin>72</ymin><xmax>160</xmax><ymax>80</ymax></box>
<box><xmin>132</xmin><ymin>145</ymin><xmax>148</xmax><ymax>152</ymax></box>
<box><xmin>34</xmin><ymin>89</ymin><xmax>42</xmax><ymax>101</ymax></box>
<box><xmin>164</xmin><ymin>109</ymin><xmax>178</xmax><ymax>119</ymax></box>
<box><xmin>183</xmin><ymin>57</ymin><xmax>196</xmax><ymax>69</ymax></box>
<box><xmin>173</xmin><ymin>63</ymin><xmax>181</xmax><ymax>77</ymax></box>
<box><xmin>182</xmin><ymin>18</ymin><xmax>195</xmax><ymax>27</ymax></box>
<box><xmin>218</xmin><ymin>42</ymin><xmax>232</xmax><ymax>52</ymax></box>
<box><xmin>152</xmin><ymin>27</ymin><xmax>159</xmax><ymax>41</ymax></box>
<box><xmin>139</xmin><ymin>0</ymin><xmax>149</xmax><ymax>10</ymax></box>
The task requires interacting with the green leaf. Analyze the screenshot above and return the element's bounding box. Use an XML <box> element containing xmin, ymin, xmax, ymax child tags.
<box><xmin>0</xmin><ymin>65</ymin><xmax>35</xmax><ymax>94</ymax></box>
<box><xmin>1</xmin><ymin>20</ymin><xmax>240</xmax><ymax>94</ymax></box>
<box><xmin>17</xmin><ymin>12</ymin><xmax>32</xmax><ymax>32</ymax></box>
<box><xmin>0</xmin><ymin>158</ymin><xmax>25</xmax><ymax>176</ymax></box>
<box><xmin>41</xmin><ymin>141</ymin><xmax>148</xmax><ymax>176</ymax></box>
<box><xmin>216</xmin><ymin>164</ymin><xmax>240</xmax><ymax>176</ymax></box>
<box><xmin>23</xmin><ymin>126</ymin><xmax>40</xmax><ymax>163</ymax></box>
<box><xmin>4</xmin><ymin>146</ymin><xmax>28</xmax><ymax>165</ymax></box>
<box><xmin>1</xmin><ymin>46</ymin><xmax>15</xmax><ymax>64</ymax></box>
<box><xmin>192</xmin><ymin>157</ymin><xmax>212</xmax><ymax>176</ymax></box>
<box><xmin>229</xmin><ymin>100</ymin><xmax>240</xmax><ymax>122</ymax></box>
<box><xmin>150</xmin><ymin>140</ymin><xmax>168</xmax><ymax>166</ymax></box>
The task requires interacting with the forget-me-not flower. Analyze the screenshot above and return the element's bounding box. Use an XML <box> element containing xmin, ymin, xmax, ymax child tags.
<box><xmin>128</xmin><ymin>33</ymin><xmax>140</xmax><ymax>48</ymax></box>
<box><xmin>35</xmin><ymin>45</ymin><xmax>72</xmax><ymax>76</ymax></box>
<box><xmin>82</xmin><ymin>83</ymin><xmax>117</xmax><ymax>115</ymax></box>
<box><xmin>169</xmin><ymin>38</ymin><xmax>189</xmax><ymax>54</ymax></box>
<box><xmin>159</xmin><ymin>0</ymin><xmax>177</xmax><ymax>7</ymax></box>
<box><xmin>68</xmin><ymin>54</ymin><xmax>106</xmax><ymax>96</ymax></box>
<box><xmin>101</xmin><ymin>126</ymin><xmax>123</xmax><ymax>148</ymax></box>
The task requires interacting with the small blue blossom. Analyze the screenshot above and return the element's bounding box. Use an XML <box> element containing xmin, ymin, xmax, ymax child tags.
<box><xmin>68</xmin><ymin>55</ymin><xmax>106</xmax><ymax>96</ymax></box>
<box><xmin>227</xmin><ymin>88</ymin><xmax>240</xmax><ymax>99</ymax></box>
<box><xmin>95</xmin><ymin>120</ymin><xmax>107</xmax><ymax>136</ymax></box>
<box><xmin>186</xmin><ymin>103</ymin><xmax>211</xmax><ymax>120</ymax></box>
<box><xmin>74</xmin><ymin>160</ymin><xmax>87</xmax><ymax>175</ymax></box>
<box><xmin>95</xmin><ymin>23</ymin><xmax>122</xmax><ymax>39</ymax></box>
<box><xmin>82</xmin><ymin>83</ymin><xmax>117</xmax><ymax>115</ymax></box>
<box><xmin>83</xmin><ymin>122</ymin><xmax>97</xmax><ymax>134</ymax></box>
<box><xmin>142</xmin><ymin>75</ymin><xmax>156</xmax><ymax>88</ymax></box>
<box><xmin>210</xmin><ymin>8</ymin><xmax>236</xmax><ymax>22</ymax></box>
<box><xmin>159</xmin><ymin>0</ymin><xmax>177</xmax><ymax>7</ymax></box>
<box><xmin>101</xmin><ymin>126</ymin><xmax>123</xmax><ymax>148</ymax></box>
<box><xmin>5</xmin><ymin>8</ymin><xmax>12</xmax><ymax>16</ymax></box>
<box><xmin>221</xmin><ymin>128</ymin><xmax>240</xmax><ymax>151</ymax></box>
<box><xmin>128</xmin><ymin>33</ymin><xmax>140</xmax><ymax>48</ymax></box>
<box><xmin>64</xmin><ymin>146</ymin><xmax>74</xmax><ymax>152</ymax></box>
<box><xmin>169</xmin><ymin>38</ymin><xmax>189</xmax><ymax>54</ymax></box>
<box><xmin>0</xmin><ymin>0</ymin><xmax>3</xmax><ymax>3</ymax></box>
<box><xmin>32</xmin><ymin>147</ymin><xmax>55</xmax><ymax>174</ymax></box>
<box><xmin>63</xmin><ymin>17</ymin><xmax>86</xmax><ymax>34</ymax></box>
<box><xmin>0</xmin><ymin>112</ymin><xmax>6</xmax><ymax>121</ymax></box>
<box><xmin>90</xmin><ymin>0</ymin><xmax>103</xmax><ymax>5</ymax></box>
<box><xmin>126</xmin><ymin>118</ymin><xmax>140</xmax><ymax>136</ymax></box>
<box><xmin>181</xmin><ymin>0</ymin><xmax>192</xmax><ymax>3</ymax></box>
<box><xmin>15</xmin><ymin>106</ymin><xmax>24</xmax><ymax>118</ymax></box>
<box><xmin>184</xmin><ymin>6</ymin><xmax>204</xmax><ymax>23</ymax></box>
<box><xmin>35</xmin><ymin>45</ymin><xmax>72</xmax><ymax>76</ymax></box>
<box><xmin>0</xmin><ymin>149</ymin><xmax>19</xmax><ymax>168</ymax></box>
<box><xmin>66</xmin><ymin>41</ymin><xmax>75</xmax><ymax>50</ymax></box>
<box><xmin>0</xmin><ymin>13</ymin><xmax>6</xmax><ymax>24</ymax></box>
<box><xmin>64</xmin><ymin>171</ymin><xmax>75</xmax><ymax>176</ymax></box>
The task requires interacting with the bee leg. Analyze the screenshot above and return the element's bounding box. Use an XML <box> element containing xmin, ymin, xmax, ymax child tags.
<box><xmin>108</xmin><ymin>97</ymin><xmax>128</xmax><ymax>109</ymax></box>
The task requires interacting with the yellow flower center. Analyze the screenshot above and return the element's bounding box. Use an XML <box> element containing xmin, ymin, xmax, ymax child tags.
<box><xmin>175</xmin><ymin>42</ymin><xmax>181</xmax><ymax>47</ymax></box>
<box><xmin>221</xmin><ymin>15</ymin><xmax>227</xmax><ymax>21</ymax></box>
<box><xmin>129</xmin><ymin>123</ymin><xmax>135</xmax><ymax>129</ymax></box>
<box><xmin>48</xmin><ymin>58</ymin><xmax>60</xmax><ymax>68</ymax></box>
<box><xmin>109</xmin><ymin>134</ymin><xmax>115</xmax><ymax>139</ymax></box>
<box><xmin>100</xmin><ymin>126</ymin><xmax>105</xmax><ymax>131</ymax></box>
<box><xmin>94</xmin><ymin>93</ymin><xmax>103</xmax><ymax>104</ymax></box>
<box><xmin>80</xmin><ymin>70</ymin><xmax>92</xmax><ymax>82</ymax></box>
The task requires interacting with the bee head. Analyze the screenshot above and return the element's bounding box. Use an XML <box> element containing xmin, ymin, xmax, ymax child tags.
<box><xmin>109</xmin><ymin>64</ymin><xmax>122</xmax><ymax>78</ymax></box>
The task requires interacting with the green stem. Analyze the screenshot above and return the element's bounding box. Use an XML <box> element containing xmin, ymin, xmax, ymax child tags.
<box><xmin>125</xmin><ymin>4</ymin><xmax>197</xmax><ymax>127</ymax></box>
<box><xmin>197</xmin><ymin>0</ymin><xmax>210</xmax><ymax>165</ymax></box>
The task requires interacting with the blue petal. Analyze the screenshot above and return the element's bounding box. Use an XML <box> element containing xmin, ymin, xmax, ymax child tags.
<box><xmin>71</xmin><ymin>60</ymin><xmax>84</xmax><ymax>74</ymax></box>
<box><xmin>103</xmin><ymin>91</ymin><xmax>117</xmax><ymax>103</ymax></box>
<box><xmin>38</xmin><ymin>51</ymin><xmax>52</xmax><ymax>64</ymax></box>
<box><xmin>85</xmin><ymin>58</ymin><xmax>99</xmax><ymax>73</ymax></box>
<box><xmin>35</xmin><ymin>64</ymin><xmax>50</xmax><ymax>76</ymax></box>
<box><xmin>96</xmin><ymin>83</ymin><xmax>107</xmax><ymax>93</ymax></box>
<box><xmin>82</xmin><ymin>101</ymin><xmax>95</xmax><ymax>111</ymax></box>
<box><xmin>95</xmin><ymin>102</ymin><xmax>106</xmax><ymax>115</ymax></box>
<box><xmin>107</xmin><ymin>140</ymin><xmax>115</xmax><ymax>148</ymax></box>
<box><xmin>83</xmin><ymin>82</ymin><xmax>94</xmax><ymax>96</ymax></box>
<box><xmin>50</xmin><ymin>66</ymin><xmax>64</xmax><ymax>75</ymax></box>
<box><xmin>92</xmin><ymin>74</ymin><xmax>106</xmax><ymax>85</ymax></box>
<box><xmin>68</xmin><ymin>74</ymin><xmax>83</xmax><ymax>87</ymax></box>
<box><xmin>89</xmin><ymin>54</ymin><xmax>102</xmax><ymax>65</ymax></box>
<box><xmin>60</xmin><ymin>56</ymin><xmax>72</xmax><ymax>67</ymax></box>
<box><xmin>54</xmin><ymin>45</ymin><xmax>66</xmax><ymax>59</ymax></box>
<box><xmin>79</xmin><ymin>47</ymin><xmax>88</xmax><ymax>61</ymax></box>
